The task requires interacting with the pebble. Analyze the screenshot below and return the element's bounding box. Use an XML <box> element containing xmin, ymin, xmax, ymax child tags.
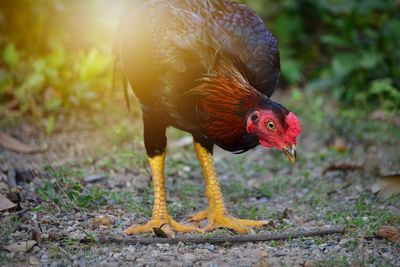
<box><xmin>204</xmin><ymin>244</ymin><xmax>215</xmax><ymax>251</ymax></box>
<box><xmin>339</xmin><ymin>238</ymin><xmax>351</xmax><ymax>245</ymax></box>
<box><xmin>182</xmin><ymin>253</ymin><xmax>196</xmax><ymax>262</ymax></box>
<box><xmin>69</xmin><ymin>230</ymin><xmax>84</xmax><ymax>240</ymax></box>
<box><xmin>305</xmin><ymin>240</ymin><xmax>314</xmax><ymax>246</ymax></box>
<box><xmin>28</xmin><ymin>256</ymin><xmax>40</xmax><ymax>265</ymax></box>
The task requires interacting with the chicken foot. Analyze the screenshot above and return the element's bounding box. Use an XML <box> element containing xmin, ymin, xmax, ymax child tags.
<box><xmin>190</xmin><ymin>142</ymin><xmax>270</xmax><ymax>233</ymax></box>
<box><xmin>124</xmin><ymin>153</ymin><xmax>200</xmax><ymax>235</ymax></box>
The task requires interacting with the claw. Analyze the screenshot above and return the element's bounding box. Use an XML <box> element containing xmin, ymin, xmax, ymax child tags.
<box><xmin>124</xmin><ymin>216</ymin><xmax>202</xmax><ymax>235</ymax></box>
<box><xmin>188</xmin><ymin>209</ymin><xmax>269</xmax><ymax>233</ymax></box>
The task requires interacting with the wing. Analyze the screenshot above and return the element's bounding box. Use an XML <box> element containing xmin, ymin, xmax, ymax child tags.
<box><xmin>168</xmin><ymin>0</ymin><xmax>281</xmax><ymax>97</ymax></box>
<box><xmin>210</xmin><ymin>0</ymin><xmax>280</xmax><ymax>97</ymax></box>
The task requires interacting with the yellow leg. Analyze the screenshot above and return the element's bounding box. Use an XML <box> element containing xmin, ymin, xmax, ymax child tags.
<box><xmin>124</xmin><ymin>153</ymin><xmax>200</xmax><ymax>235</ymax></box>
<box><xmin>189</xmin><ymin>142</ymin><xmax>270</xmax><ymax>233</ymax></box>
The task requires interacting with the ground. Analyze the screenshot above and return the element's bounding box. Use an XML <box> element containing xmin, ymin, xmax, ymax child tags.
<box><xmin>0</xmin><ymin>91</ymin><xmax>399</xmax><ymax>266</ymax></box>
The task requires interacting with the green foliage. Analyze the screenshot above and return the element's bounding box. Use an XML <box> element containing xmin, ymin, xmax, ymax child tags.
<box><xmin>0</xmin><ymin>44</ymin><xmax>112</xmax><ymax>119</ymax></box>
<box><xmin>1</xmin><ymin>0</ymin><xmax>398</xmax><ymax>123</ymax></box>
<box><xmin>3</xmin><ymin>43</ymin><xmax>19</xmax><ymax>68</ymax></box>
<box><xmin>241</xmin><ymin>0</ymin><xmax>400</xmax><ymax>108</ymax></box>
<box><xmin>0</xmin><ymin>0</ymin><xmax>116</xmax><ymax>128</ymax></box>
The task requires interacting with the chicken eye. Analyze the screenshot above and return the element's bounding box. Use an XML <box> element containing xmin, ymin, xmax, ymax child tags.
<box><xmin>266</xmin><ymin>121</ymin><xmax>275</xmax><ymax>131</ymax></box>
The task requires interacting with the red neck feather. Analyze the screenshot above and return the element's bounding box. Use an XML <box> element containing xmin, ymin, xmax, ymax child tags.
<box><xmin>189</xmin><ymin>69</ymin><xmax>264</xmax><ymax>150</ymax></box>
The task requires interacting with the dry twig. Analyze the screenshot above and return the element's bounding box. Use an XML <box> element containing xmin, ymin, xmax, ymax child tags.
<box><xmin>99</xmin><ymin>227</ymin><xmax>345</xmax><ymax>245</ymax></box>
<box><xmin>322</xmin><ymin>163</ymin><xmax>363</xmax><ymax>175</ymax></box>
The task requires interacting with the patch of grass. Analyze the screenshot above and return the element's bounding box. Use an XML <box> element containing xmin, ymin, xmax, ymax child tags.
<box><xmin>323</xmin><ymin>193</ymin><xmax>400</xmax><ymax>236</ymax></box>
<box><xmin>222</xmin><ymin>180</ymin><xmax>252</xmax><ymax>200</ymax></box>
<box><xmin>114</xmin><ymin>151</ymin><xmax>147</xmax><ymax>170</ymax></box>
<box><xmin>257</xmin><ymin>182</ymin><xmax>273</xmax><ymax>198</ymax></box>
<box><xmin>0</xmin><ymin>216</ymin><xmax>22</xmax><ymax>265</ymax></box>
<box><xmin>204</xmin><ymin>228</ymin><xmax>232</xmax><ymax>238</ymax></box>
<box><xmin>36</xmin><ymin>177</ymin><xmax>108</xmax><ymax>210</ymax></box>
<box><xmin>235</xmin><ymin>205</ymin><xmax>272</xmax><ymax>221</ymax></box>
<box><xmin>37</xmin><ymin>165</ymin><xmax>156</xmax><ymax>212</ymax></box>
<box><xmin>176</xmin><ymin>183</ymin><xmax>202</xmax><ymax>198</ymax></box>
<box><xmin>126</xmin><ymin>198</ymin><xmax>152</xmax><ymax>217</ymax></box>
<box><xmin>312</xmin><ymin>256</ymin><xmax>350</xmax><ymax>267</ymax></box>
<box><xmin>0</xmin><ymin>215</ymin><xmax>22</xmax><ymax>245</ymax></box>
<box><xmin>0</xmin><ymin>253</ymin><xmax>11</xmax><ymax>266</ymax></box>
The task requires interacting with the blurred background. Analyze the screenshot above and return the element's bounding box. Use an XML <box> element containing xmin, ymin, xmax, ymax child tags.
<box><xmin>0</xmin><ymin>0</ymin><xmax>399</xmax><ymax>130</ymax></box>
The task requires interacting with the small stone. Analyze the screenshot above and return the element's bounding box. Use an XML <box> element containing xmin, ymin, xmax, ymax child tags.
<box><xmin>84</xmin><ymin>174</ymin><xmax>106</xmax><ymax>184</ymax></box>
<box><xmin>4</xmin><ymin>240</ymin><xmax>37</xmax><ymax>253</ymax></box>
<box><xmin>28</xmin><ymin>256</ymin><xmax>40</xmax><ymax>265</ymax></box>
<box><xmin>339</xmin><ymin>238</ymin><xmax>350</xmax><ymax>245</ymax></box>
<box><xmin>182</xmin><ymin>253</ymin><xmax>196</xmax><ymax>262</ymax></box>
<box><xmin>204</xmin><ymin>244</ymin><xmax>215</xmax><ymax>251</ymax></box>
<box><xmin>48</xmin><ymin>229</ymin><xmax>63</xmax><ymax>241</ymax></box>
<box><xmin>69</xmin><ymin>231</ymin><xmax>84</xmax><ymax>241</ymax></box>
<box><xmin>32</xmin><ymin>246</ymin><xmax>41</xmax><ymax>253</ymax></box>
<box><xmin>305</xmin><ymin>240</ymin><xmax>314</xmax><ymax>246</ymax></box>
<box><xmin>319</xmin><ymin>243</ymin><xmax>328</xmax><ymax>248</ymax></box>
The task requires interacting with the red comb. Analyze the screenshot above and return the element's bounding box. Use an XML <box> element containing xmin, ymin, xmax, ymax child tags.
<box><xmin>286</xmin><ymin>112</ymin><xmax>301</xmax><ymax>144</ymax></box>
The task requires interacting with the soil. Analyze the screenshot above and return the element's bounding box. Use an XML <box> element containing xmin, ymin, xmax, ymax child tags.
<box><xmin>1</xmin><ymin>94</ymin><xmax>399</xmax><ymax>266</ymax></box>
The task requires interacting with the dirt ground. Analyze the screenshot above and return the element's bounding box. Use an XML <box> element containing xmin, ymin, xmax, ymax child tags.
<box><xmin>1</xmin><ymin>92</ymin><xmax>399</xmax><ymax>266</ymax></box>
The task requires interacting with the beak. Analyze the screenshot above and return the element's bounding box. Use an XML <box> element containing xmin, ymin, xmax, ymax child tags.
<box><xmin>283</xmin><ymin>144</ymin><xmax>296</xmax><ymax>164</ymax></box>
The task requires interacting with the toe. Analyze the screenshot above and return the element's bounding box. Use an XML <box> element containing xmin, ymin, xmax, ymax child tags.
<box><xmin>203</xmin><ymin>222</ymin><xmax>251</xmax><ymax>233</ymax></box>
<box><xmin>202</xmin><ymin>214</ymin><xmax>269</xmax><ymax>233</ymax></box>
<box><xmin>124</xmin><ymin>221</ymin><xmax>159</xmax><ymax>235</ymax></box>
<box><xmin>234</xmin><ymin>218</ymin><xmax>271</xmax><ymax>227</ymax></box>
<box><xmin>187</xmin><ymin>210</ymin><xmax>208</xmax><ymax>222</ymax></box>
<box><xmin>169</xmin><ymin>217</ymin><xmax>203</xmax><ymax>233</ymax></box>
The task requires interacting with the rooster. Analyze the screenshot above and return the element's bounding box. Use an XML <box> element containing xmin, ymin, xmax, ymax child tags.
<box><xmin>118</xmin><ymin>0</ymin><xmax>301</xmax><ymax>234</ymax></box>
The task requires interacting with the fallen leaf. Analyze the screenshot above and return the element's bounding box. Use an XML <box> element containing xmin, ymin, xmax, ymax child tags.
<box><xmin>278</xmin><ymin>208</ymin><xmax>291</xmax><ymax>223</ymax></box>
<box><xmin>91</xmin><ymin>215</ymin><xmax>113</xmax><ymax>230</ymax></box>
<box><xmin>31</xmin><ymin>222</ymin><xmax>42</xmax><ymax>243</ymax></box>
<box><xmin>257</xmin><ymin>256</ymin><xmax>268</xmax><ymax>267</ymax></box>
<box><xmin>372</xmin><ymin>174</ymin><xmax>400</xmax><ymax>200</ymax></box>
<box><xmin>4</xmin><ymin>240</ymin><xmax>37</xmax><ymax>253</ymax></box>
<box><xmin>0</xmin><ymin>193</ymin><xmax>17</xmax><ymax>211</ymax></box>
<box><xmin>0</xmin><ymin>132</ymin><xmax>46</xmax><ymax>154</ymax></box>
<box><xmin>330</xmin><ymin>138</ymin><xmax>347</xmax><ymax>153</ymax></box>
<box><xmin>303</xmin><ymin>259</ymin><xmax>313</xmax><ymax>267</ymax></box>
<box><xmin>153</xmin><ymin>224</ymin><xmax>175</xmax><ymax>238</ymax></box>
<box><xmin>377</xmin><ymin>226</ymin><xmax>400</xmax><ymax>242</ymax></box>
<box><xmin>7</xmin><ymin>169</ymin><xmax>20</xmax><ymax>203</ymax></box>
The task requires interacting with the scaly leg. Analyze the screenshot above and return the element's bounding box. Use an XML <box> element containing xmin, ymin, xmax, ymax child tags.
<box><xmin>124</xmin><ymin>152</ymin><xmax>200</xmax><ymax>235</ymax></box>
<box><xmin>189</xmin><ymin>142</ymin><xmax>269</xmax><ymax>233</ymax></box>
